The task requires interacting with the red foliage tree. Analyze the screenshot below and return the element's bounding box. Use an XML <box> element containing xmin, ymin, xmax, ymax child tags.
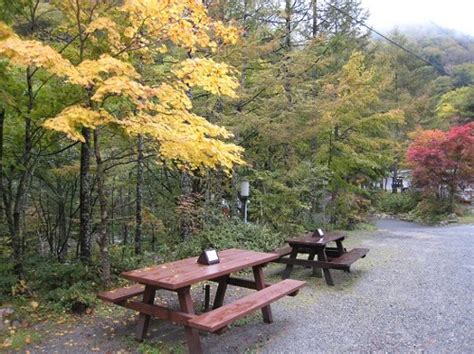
<box><xmin>406</xmin><ymin>122</ymin><xmax>474</xmax><ymax>207</ymax></box>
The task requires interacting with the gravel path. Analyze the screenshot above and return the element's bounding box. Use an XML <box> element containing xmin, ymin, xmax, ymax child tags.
<box><xmin>203</xmin><ymin>220</ymin><xmax>474</xmax><ymax>353</ymax></box>
<box><xmin>23</xmin><ymin>220</ymin><xmax>473</xmax><ymax>353</ymax></box>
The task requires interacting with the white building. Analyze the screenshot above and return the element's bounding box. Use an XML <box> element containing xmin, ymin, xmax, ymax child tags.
<box><xmin>379</xmin><ymin>170</ymin><xmax>412</xmax><ymax>193</ymax></box>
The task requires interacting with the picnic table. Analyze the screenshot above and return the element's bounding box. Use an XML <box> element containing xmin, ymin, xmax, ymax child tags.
<box><xmin>274</xmin><ymin>231</ymin><xmax>369</xmax><ymax>286</ymax></box>
<box><xmin>98</xmin><ymin>248</ymin><xmax>305</xmax><ymax>354</ymax></box>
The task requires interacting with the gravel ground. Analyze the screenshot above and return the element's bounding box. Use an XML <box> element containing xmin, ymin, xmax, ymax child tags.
<box><xmin>23</xmin><ymin>219</ymin><xmax>473</xmax><ymax>353</ymax></box>
<box><xmin>202</xmin><ymin>219</ymin><xmax>474</xmax><ymax>353</ymax></box>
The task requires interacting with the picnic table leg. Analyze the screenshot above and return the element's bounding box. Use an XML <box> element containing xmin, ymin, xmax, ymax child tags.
<box><xmin>317</xmin><ymin>249</ymin><xmax>334</xmax><ymax>286</ymax></box>
<box><xmin>336</xmin><ymin>240</ymin><xmax>345</xmax><ymax>256</ymax></box>
<box><xmin>213</xmin><ymin>275</ymin><xmax>229</xmax><ymax>309</ymax></box>
<box><xmin>135</xmin><ymin>285</ymin><xmax>156</xmax><ymax>341</ymax></box>
<box><xmin>282</xmin><ymin>247</ymin><xmax>298</xmax><ymax>279</ymax></box>
<box><xmin>252</xmin><ymin>266</ymin><xmax>273</xmax><ymax>323</ymax></box>
<box><xmin>177</xmin><ymin>287</ymin><xmax>203</xmax><ymax>354</ymax></box>
<box><xmin>307</xmin><ymin>250</ymin><xmax>322</xmax><ymax>278</ymax></box>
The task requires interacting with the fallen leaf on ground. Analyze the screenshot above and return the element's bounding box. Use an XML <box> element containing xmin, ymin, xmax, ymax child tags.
<box><xmin>1</xmin><ymin>339</ymin><xmax>12</xmax><ymax>348</ymax></box>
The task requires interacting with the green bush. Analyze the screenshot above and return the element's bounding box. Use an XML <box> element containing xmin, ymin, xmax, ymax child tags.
<box><xmin>0</xmin><ymin>256</ymin><xmax>101</xmax><ymax>313</ymax></box>
<box><xmin>20</xmin><ymin>257</ymin><xmax>99</xmax><ymax>313</ymax></box>
<box><xmin>412</xmin><ymin>197</ymin><xmax>453</xmax><ymax>224</ymax></box>
<box><xmin>108</xmin><ymin>245</ymin><xmax>157</xmax><ymax>276</ymax></box>
<box><xmin>377</xmin><ymin>191</ymin><xmax>420</xmax><ymax>214</ymax></box>
<box><xmin>172</xmin><ymin>216</ymin><xmax>286</xmax><ymax>259</ymax></box>
<box><xmin>26</xmin><ymin>257</ymin><xmax>98</xmax><ymax>294</ymax></box>
<box><xmin>44</xmin><ymin>281</ymin><xmax>96</xmax><ymax>313</ymax></box>
<box><xmin>328</xmin><ymin>191</ymin><xmax>371</xmax><ymax>230</ymax></box>
<box><xmin>0</xmin><ymin>258</ymin><xmax>17</xmax><ymax>302</ymax></box>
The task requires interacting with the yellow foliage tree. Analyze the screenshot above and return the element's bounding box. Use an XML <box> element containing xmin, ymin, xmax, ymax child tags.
<box><xmin>0</xmin><ymin>0</ymin><xmax>244</xmax><ymax>173</ymax></box>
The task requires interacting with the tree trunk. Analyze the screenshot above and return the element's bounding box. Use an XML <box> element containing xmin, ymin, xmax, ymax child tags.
<box><xmin>110</xmin><ymin>176</ymin><xmax>115</xmax><ymax>244</ymax></box>
<box><xmin>391</xmin><ymin>166</ymin><xmax>398</xmax><ymax>194</ymax></box>
<box><xmin>283</xmin><ymin>0</ymin><xmax>292</xmax><ymax>104</ymax></box>
<box><xmin>79</xmin><ymin>127</ymin><xmax>92</xmax><ymax>263</ymax></box>
<box><xmin>57</xmin><ymin>189</ymin><xmax>68</xmax><ymax>262</ymax></box>
<box><xmin>0</xmin><ymin>109</ymin><xmax>12</xmax><ymax>234</ymax></box>
<box><xmin>135</xmin><ymin>135</ymin><xmax>144</xmax><ymax>255</ymax></box>
<box><xmin>239</xmin><ymin>0</ymin><xmax>251</xmax><ymax>88</ymax></box>
<box><xmin>151</xmin><ymin>224</ymin><xmax>156</xmax><ymax>252</ymax></box>
<box><xmin>180</xmin><ymin>172</ymin><xmax>193</xmax><ymax>240</ymax></box>
<box><xmin>0</xmin><ymin>108</ymin><xmax>19</xmax><ymax>275</ymax></box>
<box><xmin>94</xmin><ymin>130</ymin><xmax>110</xmax><ymax>285</ymax></box>
<box><xmin>312</xmin><ymin>0</ymin><xmax>318</xmax><ymax>37</ymax></box>
<box><xmin>285</xmin><ymin>0</ymin><xmax>292</xmax><ymax>49</ymax></box>
<box><xmin>9</xmin><ymin>67</ymin><xmax>37</xmax><ymax>278</ymax></box>
<box><xmin>0</xmin><ymin>110</ymin><xmax>3</xmax><ymax>227</ymax></box>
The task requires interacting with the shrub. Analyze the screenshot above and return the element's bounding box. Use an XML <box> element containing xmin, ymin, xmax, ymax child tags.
<box><xmin>172</xmin><ymin>216</ymin><xmax>286</xmax><ymax>260</ymax></box>
<box><xmin>328</xmin><ymin>191</ymin><xmax>371</xmax><ymax>230</ymax></box>
<box><xmin>377</xmin><ymin>191</ymin><xmax>420</xmax><ymax>214</ymax></box>
<box><xmin>108</xmin><ymin>245</ymin><xmax>157</xmax><ymax>276</ymax></box>
<box><xmin>412</xmin><ymin>197</ymin><xmax>453</xmax><ymax>224</ymax></box>
<box><xmin>21</xmin><ymin>257</ymin><xmax>99</xmax><ymax>313</ymax></box>
<box><xmin>0</xmin><ymin>258</ymin><xmax>17</xmax><ymax>302</ymax></box>
<box><xmin>25</xmin><ymin>256</ymin><xmax>98</xmax><ymax>294</ymax></box>
<box><xmin>44</xmin><ymin>281</ymin><xmax>96</xmax><ymax>314</ymax></box>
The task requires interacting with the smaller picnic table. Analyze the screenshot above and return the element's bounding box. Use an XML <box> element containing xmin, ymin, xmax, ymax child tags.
<box><xmin>98</xmin><ymin>248</ymin><xmax>305</xmax><ymax>354</ymax></box>
<box><xmin>274</xmin><ymin>231</ymin><xmax>369</xmax><ymax>286</ymax></box>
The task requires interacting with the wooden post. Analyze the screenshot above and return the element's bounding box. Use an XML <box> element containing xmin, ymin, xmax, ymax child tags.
<box><xmin>177</xmin><ymin>287</ymin><xmax>203</xmax><ymax>354</ymax></box>
<box><xmin>336</xmin><ymin>240</ymin><xmax>345</xmax><ymax>256</ymax></box>
<box><xmin>308</xmin><ymin>250</ymin><xmax>322</xmax><ymax>278</ymax></box>
<box><xmin>252</xmin><ymin>266</ymin><xmax>273</xmax><ymax>323</ymax></box>
<box><xmin>317</xmin><ymin>249</ymin><xmax>334</xmax><ymax>286</ymax></box>
<box><xmin>282</xmin><ymin>247</ymin><xmax>298</xmax><ymax>279</ymax></box>
<box><xmin>203</xmin><ymin>284</ymin><xmax>210</xmax><ymax>312</ymax></box>
<box><xmin>213</xmin><ymin>275</ymin><xmax>229</xmax><ymax>309</ymax></box>
<box><xmin>135</xmin><ymin>285</ymin><xmax>156</xmax><ymax>341</ymax></box>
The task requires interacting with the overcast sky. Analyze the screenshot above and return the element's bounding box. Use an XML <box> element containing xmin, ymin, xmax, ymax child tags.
<box><xmin>360</xmin><ymin>0</ymin><xmax>474</xmax><ymax>36</ymax></box>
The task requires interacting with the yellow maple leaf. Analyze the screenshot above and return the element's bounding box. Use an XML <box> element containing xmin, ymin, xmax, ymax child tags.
<box><xmin>43</xmin><ymin>105</ymin><xmax>112</xmax><ymax>142</ymax></box>
<box><xmin>173</xmin><ymin>58</ymin><xmax>239</xmax><ymax>97</ymax></box>
<box><xmin>0</xmin><ymin>38</ymin><xmax>85</xmax><ymax>85</ymax></box>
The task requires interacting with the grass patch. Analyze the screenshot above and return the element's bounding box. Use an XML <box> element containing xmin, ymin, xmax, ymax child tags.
<box><xmin>352</xmin><ymin>222</ymin><xmax>377</xmax><ymax>232</ymax></box>
<box><xmin>231</xmin><ymin>312</ymin><xmax>262</xmax><ymax>328</ymax></box>
<box><xmin>0</xmin><ymin>328</ymin><xmax>41</xmax><ymax>350</ymax></box>
<box><xmin>458</xmin><ymin>214</ymin><xmax>474</xmax><ymax>224</ymax></box>
<box><xmin>138</xmin><ymin>341</ymin><xmax>186</xmax><ymax>354</ymax></box>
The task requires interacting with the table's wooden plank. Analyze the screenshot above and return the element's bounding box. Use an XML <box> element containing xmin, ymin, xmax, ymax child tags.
<box><xmin>286</xmin><ymin>231</ymin><xmax>345</xmax><ymax>246</ymax></box>
<box><xmin>328</xmin><ymin>248</ymin><xmax>369</xmax><ymax>267</ymax></box>
<box><xmin>97</xmin><ymin>284</ymin><xmax>144</xmax><ymax>303</ymax></box>
<box><xmin>122</xmin><ymin>249</ymin><xmax>257</xmax><ymax>286</ymax></box>
<box><xmin>122</xmin><ymin>249</ymin><xmax>279</xmax><ymax>290</ymax></box>
<box><xmin>122</xmin><ymin>248</ymin><xmax>249</xmax><ymax>285</ymax></box>
<box><xmin>122</xmin><ymin>248</ymin><xmax>239</xmax><ymax>281</ymax></box>
<box><xmin>188</xmin><ymin>279</ymin><xmax>305</xmax><ymax>332</ymax></box>
<box><xmin>157</xmin><ymin>251</ymin><xmax>278</xmax><ymax>290</ymax></box>
<box><xmin>122</xmin><ymin>300</ymin><xmax>196</xmax><ymax>325</ymax></box>
<box><xmin>275</xmin><ymin>257</ymin><xmax>336</xmax><ymax>268</ymax></box>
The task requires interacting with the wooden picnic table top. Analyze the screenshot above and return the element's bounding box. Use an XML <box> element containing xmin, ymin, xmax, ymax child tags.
<box><xmin>121</xmin><ymin>248</ymin><xmax>279</xmax><ymax>290</ymax></box>
<box><xmin>286</xmin><ymin>231</ymin><xmax>346</xmax><ymax>247</ymax></box>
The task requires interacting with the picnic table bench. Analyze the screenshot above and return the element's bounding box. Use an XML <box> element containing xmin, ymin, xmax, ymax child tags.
<box><xmin>98</xmin><ymin>248</ymin><xmax>305</xmax><ymax>354</ymax></box>
<box><xmin>273</xmin><ymin>231</ymin><xmax>369</xmax><ymax>286</ymax></box>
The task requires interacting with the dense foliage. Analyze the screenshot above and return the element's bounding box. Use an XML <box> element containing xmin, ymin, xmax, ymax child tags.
<box><xmin>406</xmin><ymin>123</ymin><xmax>474</xmax><ymax>207</ymax></box>
<box><xmin>0</xmin><ymin>0</ymin><xmax>472</xmax><ymax>312</ymax></box>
